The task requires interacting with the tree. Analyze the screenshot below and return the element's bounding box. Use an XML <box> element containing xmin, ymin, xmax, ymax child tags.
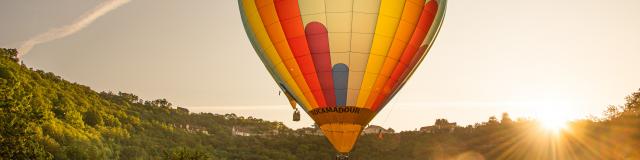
<box><xmin>162</xmin><ymin>147</ymin><xmax>211</xmax><ymax>160</ymax></box>
<box><xmin>500</xmin><ymin>112</ymin><xmax>513</xmax><ymax>125</ymax></box>
<box><xmin>623</xmin><ymin>89</ymin><xmax>640</xmax><ymax>116</ymax></box>
<box><xmin>0</xmin><ymin>48</ymin><xmax>51</xmax><ymax>159</ymax></box>
<box><xmin>176</xmin><ymin>107</ymin><xmax>189</xmax><ymax>114</ymax></box>
<box><xmin>0</xmin><ymin>48</ymin><xmax>18</xmax><ymax>62</ymax></box>
<box><xmin>84</xmin><ymin>109</ymin><xmax>104</xmax><ymax>127</ymax></box>
<box><xmin>487</xmin><ymin>116</ymin><xmax>499</xmax><ymax>125</ymax></box>
<box><xmin>434</xmin><ymin>119</ymin><xmax>449</xmax><ymax>126</ymax></box>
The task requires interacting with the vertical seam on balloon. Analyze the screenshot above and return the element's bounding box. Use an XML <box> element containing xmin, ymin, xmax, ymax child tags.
<box><xmin>306</xmin><ymin>22</ymin><xmax>337</xmax><ymax>107</ymax></box>
<box><xmin>274</xmin><ymin>0</ymin><xmax>328</xmax><ymax>108</ymax></box>
<box><xmin>301</xmin><ymin>0</ymin><xmax>334</xmax><ymax>107</ymax></box>
<box><xmin>374</xmin><ymin>0</ymin><xmax>437</xmax><ymax>109</ymax></box>
<box><xmin>355</xmin><ymin>0</ymin><xmax>394</xmax><ymax>108</ymax></box>
<box><xmin>366</xmin><ymin>0</ymin><xmax>426</xmax><ymax>110</ymax></box>
<box><xmin>378</xmin><ymin>0</ymin><xmax>446</xmax><ymax>111</ymax></box>
<box><xmin>370</xmin><ymin>1</ymin><xmax>431</xmax><ymax>110</ymax></box>
<box><xmin>241</xmin><ymin>0</ymin><xmax>290</xmax><ymax>109</ymax></box>
<box><xmin>240</xmin><ymin>0</ymin><xmax>296</xmax><ymax>111</ymax></box>
<box><xmin>250</xmin><ymin>0</ymin><xmax>318</xmax><ymax>109</ymax></box>
<box><xmin>240</xmin><ymin>0</ymin><xmax>313</xmax><ymax>111</ymax></box>
<box><xmin>257</xmin><ymin>0</ymin><xmax>320</xmax><ymax>108</ymax></box>
<box><xmin>346</xmin><ymin>0</ymin><xmax>382</xmax><ymax>108</ymax></box>
<box><xmin>399</xmin><ymin>0</ymin><xmax>446</xmax><ymax>88</ymax></box>
<box><xmin>323</xmin><ymin>0</ymin><xmax>331</xmax><ymax>71</ymax></box>
<box><xmin>347</xmin><ymin>0</ymin><xmax>355</xmax><ymax>109</ymax></box>
<box><xmin>357</xmin><ymin>0</ymin><xmax>408</xmax><ymax>108</ymax></box>
<box><xmin>376</xmin><ymin>0</ymin><xmax>439</xmax><ymax>110</ymax></box>
<box><xmin>324</xmin><ymin>0</ymin><xmax>333</xmax><ymax>108</ymax></box>
<box><xmin>324</xmin><ymin>0</ymin><xmax>334</xmax><ymax>107</ymax></box>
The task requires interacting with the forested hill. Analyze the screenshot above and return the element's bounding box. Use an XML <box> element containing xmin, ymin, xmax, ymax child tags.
<box><xmin>0</xmin><ymin>48</ymin><xmax>335</xmax><ymax>159</ymax></box>
<box><xmin>2</xmin><ymin>48</ymin><xmax>639</xmax><ymax>160</ymax></box>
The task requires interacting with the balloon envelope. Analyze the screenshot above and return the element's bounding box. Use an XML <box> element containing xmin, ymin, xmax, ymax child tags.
<box><xmin>239</xmin><ymin>0</ymin><xmax>447</xmax><ymax>153</ymax></box>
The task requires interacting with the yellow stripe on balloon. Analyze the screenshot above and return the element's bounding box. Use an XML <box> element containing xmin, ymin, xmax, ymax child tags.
<box><xmin>365</xmin><ymin>0</ymin><xmax>426</xmax><ymax>107</ymax></box>
<box><xmin>377</xmin><ymin>0</ymin><xmax>447</xmax><ymax>109</ymax></box>
<box><xmin>241</xmin><ymin>0</ymin><xmax>315</xmax><ymax>110</ymax></box>
<box><xmin>254</xmin><ymin>0</ymin><xmax>320</xmax><ymax>109</ymax></box>
<box><xmin>346</xmin><ymin>0</ymin><xmax>381</xmax><ymax>107</ymax></box>
<box><xmin>356</xmin><ymin>0</ymin><xmax>407</xmax><ymax>108</ymax></box>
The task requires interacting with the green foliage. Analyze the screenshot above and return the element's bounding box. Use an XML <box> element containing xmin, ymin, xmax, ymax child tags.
<box><xmin>1</xmin><ymin>48</ymin><xmax>639</xmax><ymax>159</ymax></box>
<box><xmin>162</xmin><ymin>147</ymin><xmax>212</xmax><ymax>160</ymax></box>
<box><xmin>0</xmin><ymin>48</ymin><xmax>18</xmax><ymax>62</ymax></box>
<box><xmin>0</xmin><ymin>48</ymin><xmax>324</xmax><ymax>159</ymax></box>
<box><xmin>0</xmin><ymin>49</ymin><xmax>52</xmax><ymax>159</ymax></box>
<box><xmin>83</xmin><ymin>109</ymin><xmax>103</xmax><ymax>127</ymax></box>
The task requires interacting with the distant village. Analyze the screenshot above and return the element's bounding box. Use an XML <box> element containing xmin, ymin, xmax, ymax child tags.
<box><xmin>173</xmin><ymin>124</ymin><xmax>210</xmax><ymax>135</ymax></box>
<box><xmin>228</xmin><ymin>118</ymin><xmax>459</xmax><ymax>137</ymax></box>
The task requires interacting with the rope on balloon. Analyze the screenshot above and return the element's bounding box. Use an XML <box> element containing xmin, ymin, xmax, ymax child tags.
<box><xmin>380</xmin><ymin>94</ymin><xmax>400</xmax><ymax>128</ymax></box>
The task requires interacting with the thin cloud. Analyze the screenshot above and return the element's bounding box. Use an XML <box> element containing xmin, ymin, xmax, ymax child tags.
<box><xmin>17</xmin><ymin>0</ymin><xmax>131</xmax><ymax>56</ymax></box>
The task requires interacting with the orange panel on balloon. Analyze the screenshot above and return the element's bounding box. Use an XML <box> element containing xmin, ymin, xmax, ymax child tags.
<box><xmin>239</xmin><ymin>0</ymin><xmax>448</xmax><ymax>154</ymax></box>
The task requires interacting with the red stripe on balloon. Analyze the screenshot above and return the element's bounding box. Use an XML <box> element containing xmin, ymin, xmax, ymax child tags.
<box><xmin>274</xmin><ymin>0</ymin><xmax>327</xmax><ymax>107</ymax></box>
<box><xmin>371</xmin><ymin>1</ymin><xmax>438</xmax><ymax>111</ymax></box>
<box><xmin>305</xmin><ymin>22</ymin><xmax>336</xmax><ymax>107</ymax></box>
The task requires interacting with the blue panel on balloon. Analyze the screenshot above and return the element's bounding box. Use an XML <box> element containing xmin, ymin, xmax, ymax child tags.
<box><xmin>332</xmin><ymin>63</ymin><xmax>348</xmax><ymax>106</ymax></box>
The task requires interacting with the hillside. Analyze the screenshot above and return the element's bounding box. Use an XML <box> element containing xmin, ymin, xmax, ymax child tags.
<box><xmin>0</xmin><ymin>48</ymin><xmax>335</xmax><ymax>159</ymax></box>
<box><xmin>1</xmin><ymin>48</ymin><xmax>639</xmax><ymax>160</ymax></box>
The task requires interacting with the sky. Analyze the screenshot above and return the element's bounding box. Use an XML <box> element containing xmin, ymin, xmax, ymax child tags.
<box><xmin>1</xmin><ymin>0</ymin><xmax>640</xmax><ymax>131</ymax></box>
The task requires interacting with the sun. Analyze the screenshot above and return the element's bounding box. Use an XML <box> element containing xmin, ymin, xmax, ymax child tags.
<box><xmin>539</xmin><ymin>116</ymin><xmax>568</xmax><ymax>133</ymax></box>
<box><xmin>523</xmin><ymin>98</ymin><xmax>576</xmax><ymax>134</ymax></box>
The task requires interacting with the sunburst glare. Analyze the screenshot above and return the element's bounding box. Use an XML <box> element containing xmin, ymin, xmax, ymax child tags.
<box><xmin>525</xmin><ymin>99</ymin><xmax>576</xmax><ymax>134</ymax></box>
<box><xmin>539</xmin><ymin>114</ymin><xmax>569</xmax><ymax>133</ymax></box>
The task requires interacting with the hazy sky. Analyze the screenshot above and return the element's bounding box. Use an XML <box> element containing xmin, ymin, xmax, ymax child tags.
<box><xmin>2</xmin><ymin>0</ymin><xmax>639</xmax><ymax>131</ymax></box>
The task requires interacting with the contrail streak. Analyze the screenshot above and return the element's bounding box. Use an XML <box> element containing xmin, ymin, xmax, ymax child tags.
<box><xmin>17</xmin><ymin>0</ymin><xmax>131</xmax><ymax>56</ymax></box>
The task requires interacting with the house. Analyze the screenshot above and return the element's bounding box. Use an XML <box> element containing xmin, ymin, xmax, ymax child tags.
<box><xmin>295</xmin><ymin>124</ymin><xmax>324</xmax><ymax>136</ymax></box>
<box><xmin>231</xmin><ymin>126</ymin><xmax>279</xmax><ymax>137</ymax></box>
<box><xmin>297</xmin><ymin>127</ymin><xmax>324</xmax><ymax>136</ymax></box>
<box><xmin>420</xmin><ymin>119</ymin><xmax>457</xmax><ymax>133</ymax></box>
<box><xmin>362</xmin><ymin>125</ymin><xmax>395</xmax><ymax>135</ymax></box>
<box><xmin>232</xmin><ymin>126</ymin><xmax>253</xmax><ymax>136</ymax></box>
<box><xmin>174</xmin><ymin>124</ymin><xmax>210</xmax><ymax>135</ymax></box>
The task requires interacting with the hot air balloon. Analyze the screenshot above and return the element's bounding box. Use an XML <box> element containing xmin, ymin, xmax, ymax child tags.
<box><xmin>238</xmin><ymin>0</ymin><xmax>447</xmax><ymax>156</ymax></box>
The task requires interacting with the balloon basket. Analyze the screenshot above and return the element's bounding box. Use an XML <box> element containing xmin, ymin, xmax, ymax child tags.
<box><xmin>292</xmin><ymin>109</ymin><xmax>300</xmax><ymax>121</ymax></box>
<box><xmin>335</xmin><ymin>153</ymin><xmax>350</xmax><ymax>160</ymax></box>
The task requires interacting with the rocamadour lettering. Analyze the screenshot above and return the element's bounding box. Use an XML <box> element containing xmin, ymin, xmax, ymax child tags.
<box><xmin>309</xmin><ymin>107</ymin><xmax>363</xmax><ymax>115</ymax></box>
